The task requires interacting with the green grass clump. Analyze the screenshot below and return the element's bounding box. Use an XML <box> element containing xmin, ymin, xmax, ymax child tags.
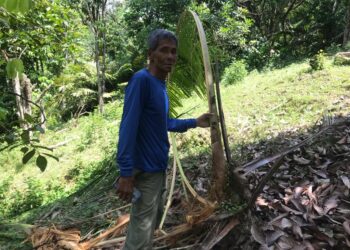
<box><xmin>309</xmin><ymin>50</ymin><xmax>326</xmax><ymax>70</ymax></box>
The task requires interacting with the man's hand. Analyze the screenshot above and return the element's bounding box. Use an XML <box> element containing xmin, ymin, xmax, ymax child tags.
<box><xmin>196</xmin><ymin>113</ymin><xmax>214</xmax><ymax>128</ymax></box>
<box><xmin>116</xmin><ymin>176</ymin><xmax>134</xmax><ymax>202</ymax></box>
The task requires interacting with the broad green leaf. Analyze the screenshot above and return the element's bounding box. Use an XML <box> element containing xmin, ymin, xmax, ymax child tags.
<box><xmin>36</xmin><ymin>155</ymin><xmax>47</xmax><ymax>172</ymax></box>
<box><xmin>21</xmin><ymin>130</ymin><xmax>30</xmax><ymax>143</ymax></box>
<box><xmin>0</xmin><ymin>0</ymin><xmax>32</xmax><ymax>13</ymax></box>
<box><xmin>22</xmin><ymin>148</ymin><xmax>35</xmax><ymax>164</ymax></box>
<box><xmin>20</xmin><ymin>146</ymin><xmax>29</xmax><ymax>153</ymax></box>
<box><xmin>42</xmin><ymin>153</ymin><xmax>59</xmax><ymax>162</ymax></box>
<box><xmin>6</xmin><ymin>59</ymin><xmax>24</xmax><ymax>79</ymax></box>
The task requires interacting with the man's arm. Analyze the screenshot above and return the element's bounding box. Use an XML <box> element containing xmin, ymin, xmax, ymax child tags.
<box><xmin>116</xmin><ymin>77</ymin><xmax>146</xmax><ymax>201</ymax></box>
<box><xmin>167</xmin><ymin>113</ymin><xmax>213</xmax><ymax>132</ymax></box>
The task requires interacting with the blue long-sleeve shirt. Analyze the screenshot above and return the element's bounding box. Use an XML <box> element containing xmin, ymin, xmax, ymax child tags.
<box><xmin>117</xmin><ymin>69</ymin><xmax>197</xmax><ymax>177</ymax></box>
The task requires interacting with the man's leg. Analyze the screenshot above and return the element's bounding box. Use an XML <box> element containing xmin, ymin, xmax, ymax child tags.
<box><xmin>123</xmin><ymin>170</ymin><xmax>165</xmax><ymax>250</ymax></box>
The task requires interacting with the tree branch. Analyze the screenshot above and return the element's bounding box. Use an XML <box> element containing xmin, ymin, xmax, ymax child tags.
<box><xmin>1</xmin><ymin>50</ymin><xmax>9</xmax><ymax>61</ymax></box>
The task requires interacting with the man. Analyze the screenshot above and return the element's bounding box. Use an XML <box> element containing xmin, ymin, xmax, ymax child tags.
<box><xmin>116</xmin><ymin>29</ymin><xmax>212</xmax><ymax>250</ymax></box>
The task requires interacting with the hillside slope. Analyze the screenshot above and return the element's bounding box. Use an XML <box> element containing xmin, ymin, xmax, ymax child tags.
<box><xmin>1</xmin><ymin>59</ymin><xmax>350</xmax><ymax>248</ymax></box>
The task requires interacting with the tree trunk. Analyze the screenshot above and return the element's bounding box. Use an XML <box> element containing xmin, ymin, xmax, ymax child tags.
<box><xmin>40</xmin><ymin>101</ymin><xmax>46</xmax><ymax>130</ymax></box>
<box><xmin>100</xmin><ymin>4</ymin><xmax>107</xmax><ymax>114</ymax></box>
<box><xmin>21</xmin><ymin>74</ymin><xmax>32</xmax><ymax>116</ymax></box>
<box><xmin>343</xmin><ymin>1</ymin><xmax>350</xmax><ymax>47</ymax></box>
<box><xmin>95</xmin><ymin>32</ymin><xmax>104</xmax><ymax>114</ymax></box>
<box><xmin>12</xmin><ymin>73</ymin><xmax>25</xmax><ymax>128</ymax></box>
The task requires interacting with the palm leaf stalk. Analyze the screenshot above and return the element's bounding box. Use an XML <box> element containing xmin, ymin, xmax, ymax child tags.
<box><xmin>159</xmin><ymin>133</ymin><xmax>215</xmax><ymax>233</ymax></box>
<box><xmin>158</xmin><ymin>152</ymin><xmax>177</xmax><ymax>231</ymax></box>
<box><xmin>171</xmin><ymin>133</ymin><xmax>214</xmax><ymax>206</ymax></box>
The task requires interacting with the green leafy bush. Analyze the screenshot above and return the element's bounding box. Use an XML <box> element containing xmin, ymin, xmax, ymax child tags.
<box><xmin>49</xmin><ymin>62</ymin><xmax>98</xmax><ymax>122</ymax></box>
<box><xmin>222</xmin><ymin>60</ymin><xmax>248</xmax><ymax>85</ymax></box>
<box><xmin>309</xmin><ymin>50</ymin><xmax>325</xmax><ymax>70</ymax></box>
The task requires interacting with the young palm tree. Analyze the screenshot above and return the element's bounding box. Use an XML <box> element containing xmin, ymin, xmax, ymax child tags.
<box><xmin>169</xmin><ymin>10</ymin><xmax>227</xmax><ymax>201</ymax></box>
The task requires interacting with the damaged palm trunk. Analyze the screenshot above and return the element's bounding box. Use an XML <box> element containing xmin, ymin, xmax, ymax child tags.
<box><xmin>190</xmin><ymin>11</ymin><xmax>247</xmax><ymax>202</ymax></box>
<box><xmin>190</xmin><ymin>11</ymin><xmax>227</xmax><ymax>201</ymax></box>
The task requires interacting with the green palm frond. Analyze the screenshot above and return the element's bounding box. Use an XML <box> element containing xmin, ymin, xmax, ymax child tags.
<box><xmin>72</xmin><ymin>88</ymin><xmax>96</xmax><ymax>97</ymax></box>
<box><xmin>168</xmin><ymin>10</ymin><xmax>207</xmax><ymax>117</ymax></box>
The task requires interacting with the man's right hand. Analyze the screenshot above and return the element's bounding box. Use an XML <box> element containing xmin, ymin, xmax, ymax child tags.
<box><xmin>116</xmin><ymin>176</ymin><xmax>134</xmax><ymax>202</ymax></box>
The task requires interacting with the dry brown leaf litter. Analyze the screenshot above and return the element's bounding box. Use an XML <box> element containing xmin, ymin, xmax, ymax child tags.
<box><xmin>238</xmin><ymin>117</ymin><xmax>350</xmax><ymax>249</ymax></box>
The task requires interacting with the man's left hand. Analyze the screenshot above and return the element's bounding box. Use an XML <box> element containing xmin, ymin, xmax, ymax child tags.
<box><xmin>196</xmin><ymin>113</ymin><xmax>214</xmax><ymax>128</ymax></box>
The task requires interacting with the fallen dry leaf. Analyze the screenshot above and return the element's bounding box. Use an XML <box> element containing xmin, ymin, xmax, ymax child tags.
<box><xmin>293</xmin><ymin>155</ymin><xmax>311</xmax><ymax>165</ymax></box>
<box><xmin>343</xmin><ymin>220</ymin><xmax>350</xmax><ymax>236</ymax></box>
<box><xmin>294</xmin><ymin>186</ymin><xmax>304</xmax><ymax>198</ymax></box>
<box><xmin>276</xmin><ymin>235</ymin><xmax>294</xmax><ymax>249</ymax></box>
<box><xmin>256</xmin><ymin>196</ymin><xmax>269</xmax><ymax>206</ymax></box>
<box><xmin>337</xmin><ymin>136</ymin><xmax>347</xmax><ymax>144</ymax></box>
<box><xmin>340</xmin><ymin>175</ymin><xmax>350</xmax><ymax>189</ymax></box>
<box><xmin>323</xmin><ymin>196</ymin><xmax>339</xmax><ymax>214</ymax></box>
<box><xmin>280</xmin><ymin>218</ymin><xmax>292</xmax><ymax>229</ymax></box>
<box><xmin>292</xmin><ymin>224</ymin><xmax>303</xmax><ymax>239</ymax></box>
<box><xmin>268</xmin><ymin>213</ymin><xmax>289</xmax><ymax>226</ymax></box>
<box><xmin>291</xmin><ymin>198</ymin><xmax>305</xmax><ymax>213</ymax></box>
<box><xmin>280</xmin><ymin>204</ymin><xmax>303</xmax><ymax>215</ymax></box>
<box><xmin>265</xmin><ymin>229</ymin><xmax>284</xmax><ymax>246</ymax></box>
<box><xmin>317</xmin><ymin>146</ymin><xmax>326</xmax><ymax>155</ymax></box>
<box><xmin>313</xmin><ymin>204</ymin><xmax>324</xmax><ymax>216</ymax></box>
<box><xmin>251</xmin><ymin>223</ymin><xmax>266</xmax><ymax>245</ymax></box>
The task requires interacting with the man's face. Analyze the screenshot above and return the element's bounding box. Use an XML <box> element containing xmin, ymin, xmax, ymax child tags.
<box><xmin>148</xmin><ymin>38</ymin><xmax>177</xmax><ymax>74</ymax></box>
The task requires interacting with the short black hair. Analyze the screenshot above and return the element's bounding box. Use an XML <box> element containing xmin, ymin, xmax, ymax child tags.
<box><xmin>148</xmin><ymin>29</ymin><xmax>178</xmax><ymax>51</ymax></box>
